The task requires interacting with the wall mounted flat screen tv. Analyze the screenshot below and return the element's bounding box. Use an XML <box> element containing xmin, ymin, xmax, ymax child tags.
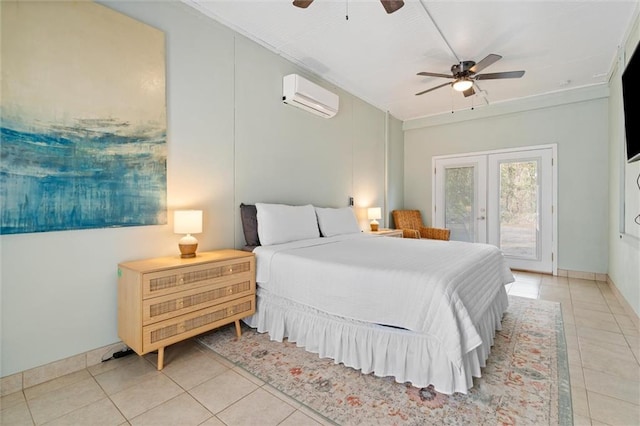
<box><xmin>622</xmin><ymin>43</ymin><xmax>639</xmax><ymax>163</ymax></box>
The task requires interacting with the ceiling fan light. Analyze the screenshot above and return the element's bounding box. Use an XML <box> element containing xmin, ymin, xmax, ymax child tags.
<box><xmin>452</xmin><ymin>79</ymin><xmax>473</xmax><ymax>92</ymax></box>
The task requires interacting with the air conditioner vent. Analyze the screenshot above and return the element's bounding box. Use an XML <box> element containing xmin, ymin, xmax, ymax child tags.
<box><xmin>282</xmin><ymin>74</ymin><xmax>339</xmax><ymax>118</ymax></box>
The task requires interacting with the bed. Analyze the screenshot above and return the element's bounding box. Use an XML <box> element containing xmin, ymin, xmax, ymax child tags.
<box><xmin>240</xmin><ymin>203</ymin><xmax>514</xmax><ymax>394</ymax></box>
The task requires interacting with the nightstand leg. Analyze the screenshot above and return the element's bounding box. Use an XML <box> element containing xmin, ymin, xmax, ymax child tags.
<box><xmin>157</xmin><ymin>347</ymin><xmax>164</xmax><ymax>370</ymax></box>
<box><xmin>234</xmin><ymin>320</ymin><xmax>242</xmax><ymax>338</ymax></box>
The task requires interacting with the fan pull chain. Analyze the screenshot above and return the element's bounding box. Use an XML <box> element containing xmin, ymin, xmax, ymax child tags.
<box><xmin>451</xmin><ymin>88</ymin><xmax>454</xmax><ymax>114</ymax></box>
<box><xmin>345</xmin><ymin>0</ymin><xmax>349</xmax><ymax>20</ymax></box>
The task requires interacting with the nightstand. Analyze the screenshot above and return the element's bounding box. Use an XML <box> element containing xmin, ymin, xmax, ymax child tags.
<box><xmin>367</xmin><ymin>228</ymin><xmax>403</xmax><ymax>238</ymax></box>
<box><xmin>117</xmin><ymin>249</ymin><xmax>255</xmax><ymax>370</ymax></box>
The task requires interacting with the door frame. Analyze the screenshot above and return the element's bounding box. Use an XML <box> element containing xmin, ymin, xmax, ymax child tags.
<box><xmin>432</xmin><ymin>144</ymin><xmax>558</xmax><ymax>275</ymax></box>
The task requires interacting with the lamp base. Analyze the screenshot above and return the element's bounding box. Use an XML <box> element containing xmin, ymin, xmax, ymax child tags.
<box><xmin>178</xmin><ymin>234</ymin><xmax>198</xmax><ymax>258</ymax></box>
<box><xmin>179</xmin><ymin>243</ymin><xmax>198</xmax><ymax>258</ymax></box>
<box><xmin>370</xmin><ymin>223</ymin><xmax>379</xmax><ymax>232</ymax></box>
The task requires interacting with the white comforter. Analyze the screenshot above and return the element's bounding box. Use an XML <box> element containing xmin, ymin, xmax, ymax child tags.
<box><xmin>254</xmin><ymin>233</ymin><xmax>514</xmax><ymax>368</ymax></box>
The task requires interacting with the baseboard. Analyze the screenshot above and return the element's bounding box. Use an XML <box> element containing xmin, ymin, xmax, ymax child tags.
<box><xmin>607</xmin><ymin>276</ymin><xmax>640</xmax><ymax>329</ymax></box>
<box><xmin>0</xmin><ymin>341</ymin><xmax>126</xmax><ymax>397</ymax></box>
<box><xmin>556</xmin><ymin>268</ymin><xmax>608</xmax><ymax>282</ymax></box>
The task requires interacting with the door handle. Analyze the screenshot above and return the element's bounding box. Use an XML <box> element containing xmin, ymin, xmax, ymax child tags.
<box><xmin>477</xmin><ymin>216</ymin><xmax>486</xmax><ymax>220</ymax></box>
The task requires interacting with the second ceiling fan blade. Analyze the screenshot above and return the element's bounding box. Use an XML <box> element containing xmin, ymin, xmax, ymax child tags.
<box><xmin>469</xmin><ymin>54</ymin><xmax>502</xmax><ymax>74</ymax></box>
<box><xmin>381</xmin><ymin>1</ymin><xmax>405</xmax><ymax>14</ymax></box>
<box><xmin>476</xmin><ymin>70</ymin><xmax>525</xmax><ymax>80</ymax></box>
<box><xmin>293</xmin><ymin>0</ymin><xmax>314</xmax><ymax>8</ymax></box>
<box><xmin>417</xmin><ymin>71</ymin><xmax>454</xmax><ymax>79</ymax></box>
<box><xmin>415</xmin><ymin>82</ymin><xmax>451</xmax><ymax>96</ymax></box>
<box><xmin>463</xmin><ymin>87</ymin><xmax>476</xmax><ymax>97</ymax></box>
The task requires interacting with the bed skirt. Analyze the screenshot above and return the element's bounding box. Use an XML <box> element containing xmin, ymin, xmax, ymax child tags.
<box><xmin>243</xmin><ymin>285</ymin><xmax>509</xmax><ymax>395</ymax></box>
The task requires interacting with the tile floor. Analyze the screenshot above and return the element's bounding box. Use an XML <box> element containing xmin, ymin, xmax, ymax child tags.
<box><xmin>1</xmin><ymin>273</ymin><xmax>639</xmax><ymax>425</ymax></box>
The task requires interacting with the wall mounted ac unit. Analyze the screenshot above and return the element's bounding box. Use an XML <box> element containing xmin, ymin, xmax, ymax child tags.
<box><xmin>282</xmin><ymin>74</ymin><xmax>339</xmax><ymax>118</ymax></box>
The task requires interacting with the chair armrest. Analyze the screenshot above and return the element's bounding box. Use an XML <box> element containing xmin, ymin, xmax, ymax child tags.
<box><xmin>419</xmin><ymin>227</ymin><xmax>451</xmax><ymax>241</ymax></box>
<box><xmin>401</xmin><ymin>229</ymin><xmax>420</xmax><ymax>239</ymax></box>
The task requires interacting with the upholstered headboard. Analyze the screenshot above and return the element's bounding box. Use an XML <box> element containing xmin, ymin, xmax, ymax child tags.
<box><xmin>239</xmin><ymin>203</ymin><xmax>260</xmax><ymax>251</ymax></box>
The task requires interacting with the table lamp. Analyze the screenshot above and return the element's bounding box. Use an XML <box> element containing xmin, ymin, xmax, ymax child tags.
<box><xmin>368</xmin><ymin>207</ymin><xmax>381</xmax><ymax>232</ymax></box>
<box><xmin>174</xmin><ymin>210</ymin><xmax>203</xmax><ymax>258</ymax></box>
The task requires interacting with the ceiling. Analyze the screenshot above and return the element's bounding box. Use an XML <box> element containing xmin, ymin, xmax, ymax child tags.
<box><xmin>184</xmin><ymin>0</ymin><xmax>638</xmax><ymax>121</ymax></box>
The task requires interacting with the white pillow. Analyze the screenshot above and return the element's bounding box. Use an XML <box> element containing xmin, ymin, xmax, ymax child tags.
<box><xmin>256</xmin><ymin>203</ymin><xmax>320</xmax><ymax>245</ymax></box>
<box><xmin>315</xmin><ymin>207</ymin><xmax>361</xmax><ymax>237</ymax></box>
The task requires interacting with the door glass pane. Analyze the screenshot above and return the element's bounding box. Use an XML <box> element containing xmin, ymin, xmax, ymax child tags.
<box><xmin>444</xmin><ymin>166</ymin><xmax>475</xmax><ymax>242</ymax></box>
<box><xmin>499</xmin><ymin>160</ymin><xmax>538</xmax><ymax>259</ymax></box>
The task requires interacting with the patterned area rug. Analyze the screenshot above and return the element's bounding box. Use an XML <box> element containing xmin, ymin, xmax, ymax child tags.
<box><xmin>197</xmin><ymin>296</ymin><xmax>572</xmax><ymax>425</ymax></box>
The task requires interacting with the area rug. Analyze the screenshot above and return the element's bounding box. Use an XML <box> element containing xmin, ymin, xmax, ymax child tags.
<box><xmin>197</xmin><ymin>296</ymin><xmax>572</xmax><ymax>425</ymax></box>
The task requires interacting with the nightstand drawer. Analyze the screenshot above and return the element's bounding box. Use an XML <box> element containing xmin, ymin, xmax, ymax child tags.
<box><xmin>142</xmin><ymin>294</ymin><xmax>255</xmax><ymax>352</ymax></box>
<box><xmin>367</xmin><ymin>229</ymin><xmax>403</xmax><ymax>238</ymax></box>
<box><xmin>142</xmin><ymin>276</ymin><xmax>255</xmax><ymax>325</ymax></box>
<box><xmin>142</xmin><ymin>257</ymin><xmax>253</xmax><ymax>299</ymax></box>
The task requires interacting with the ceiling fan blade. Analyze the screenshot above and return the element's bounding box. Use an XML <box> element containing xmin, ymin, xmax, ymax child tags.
<box><xmin>417</xmin><ymin>71</ymin><xmax>454</xmax><ymax>79</ymax></box>
<box><xmin>415</xmin><ymin>82</ymin><xmax>451</xmax><ymax>96</ymax></box>
<box><xmin>381</xmin><ymin>1</ymin><xmax>404</xmax><ymax>14</ymax></box>
<box><xmin>469</xmin><ymin>54</ymin><xmax>502</xmax><ymax>74</ymax></box>
<box><xmin>293</xmin><ymin>0</ymin><xmax>314</xmax><ymax>8</ymax></box>
<box><xmin>476</xmin><ymin>70</ymin><xmax>525</xmax><ymax>80</ymax></box>
<box><xmin>463</xmin><ymin>87</ymin><xmax>476</xmax><ymax>98</ymax></box>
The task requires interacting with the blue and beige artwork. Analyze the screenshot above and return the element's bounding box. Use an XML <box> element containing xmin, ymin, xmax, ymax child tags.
<box><xmin>0</xmin><ymin>2</ymin><xmax>167</xmax><ymax>234</ymax></box>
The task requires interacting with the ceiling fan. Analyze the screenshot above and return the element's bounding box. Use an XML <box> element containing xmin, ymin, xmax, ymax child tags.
<box><xmin>293</xmin><ymin>0</ymin><xmax>405</xmax><ymax>14</ymax></box>
<box><xmin>415</xmin><ymin>54</ymin><xmax>525</xmax><ymax>98</ymax></box>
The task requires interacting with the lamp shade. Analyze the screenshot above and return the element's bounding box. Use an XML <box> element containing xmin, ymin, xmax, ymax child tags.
<box><xmin>367</xmin><ymin>207</ymin><xmax>382</xmax><ymax>220</ymax></box>
<box><xmin>174</xmin><ymin>210</ymin><xmax>202</xmax><ymax>234</ymax></box>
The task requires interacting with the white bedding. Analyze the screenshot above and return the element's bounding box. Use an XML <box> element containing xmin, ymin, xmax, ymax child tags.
<box><xmin>253</xmin><ymin>233</ymin><xmax>515</xmax><ymax>369</ymax></box>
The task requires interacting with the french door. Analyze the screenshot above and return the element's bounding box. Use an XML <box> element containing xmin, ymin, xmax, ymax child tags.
<box><xmin>434</xmin><ymin>156</ymin><xmax>487</xmax><ymax>244</ymax></box>
<box><xmin>433</xmin><ymin>146</ymin><xmax>556</xmax><ymax>274</ymax></box>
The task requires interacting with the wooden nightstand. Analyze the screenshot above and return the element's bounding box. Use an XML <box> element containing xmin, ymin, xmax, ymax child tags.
<box><xmin>367</xmin><ymin>228</ymin><xmax>403</xmax><ymax>238</ymax></box>
<box><xmin>117</xmin><ymin>249</ymin><xmax>255</xmax><ymax>370</ymax></box>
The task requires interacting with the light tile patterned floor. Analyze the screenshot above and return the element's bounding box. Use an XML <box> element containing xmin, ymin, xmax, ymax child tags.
<box><xmin>1</xmin><ymin>273</ymin><xmax>639</xmax><ymax>425</ymax></box>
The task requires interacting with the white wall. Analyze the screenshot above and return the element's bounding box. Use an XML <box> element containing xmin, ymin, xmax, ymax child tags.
<box><xmin>608</xmin><ymin>12</ymin><xmax>640</xmax><ymax>317</ymax></box>
<box><xmin>233</xmin><ymin>33</ymin><xmax>387</xmax><ymax>228</ymax></box>
<box><xmin>0</xmin><ymin>1</ymin><xmax>402</xmax><ymax>377</ymax></box>
<box><xmin>403</xmin><ymin>91</ymin><xmax>610</xmax><ymax>275</ymax></box>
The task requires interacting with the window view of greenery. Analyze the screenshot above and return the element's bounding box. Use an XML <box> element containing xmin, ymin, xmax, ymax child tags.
<box><xmin>445</xmin><ymin>167</ymin><xmax>475</xmax><ymax>242</ymax></box>
<box><xmin>500</xmin><ymin>160</ymin><xmax>538</xmax><ymax>258</ymax></box>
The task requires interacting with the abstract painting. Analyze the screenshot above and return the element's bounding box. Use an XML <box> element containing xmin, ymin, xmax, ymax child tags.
<box><xmin>0</xmin><ymin>1</ymin><xmax>167</xmax><ymax>234</ymax></box>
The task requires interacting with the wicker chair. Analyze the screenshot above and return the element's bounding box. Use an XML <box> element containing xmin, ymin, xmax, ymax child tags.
<box><xmin>391</xmin><ymin>210</ymin><xmax>451</xmax><ymax>241</ymax></box>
